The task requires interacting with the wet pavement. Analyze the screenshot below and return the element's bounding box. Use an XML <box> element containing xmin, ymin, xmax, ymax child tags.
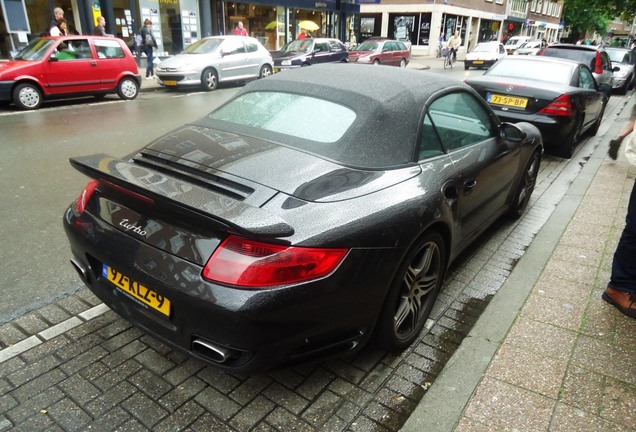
<box><xmin>1</xmin><ymin>58</ymin><xmax>634</xmax><ymax>431</ymax></box>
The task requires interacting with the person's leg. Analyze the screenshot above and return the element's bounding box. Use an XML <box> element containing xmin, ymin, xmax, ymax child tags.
<box><xmin>604</xmin><ymin>180</ymin><xmax>636</xmax><ymax>318</ymax></box>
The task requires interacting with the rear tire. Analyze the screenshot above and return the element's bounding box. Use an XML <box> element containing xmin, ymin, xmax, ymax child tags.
<box><xmin>555</xmin><ymin>116</ymin><xmax>582</xmax><ymax>159</ymax></box>
<box><xmin>588</xmin><ymin>103</ymin><xmax>605</xmax><ymax>137</ymax></box>
<box><xmin>399</xmin><ymin>59</ymin><xmax>406</xmax><ymax>68</ymax></box>
<box><xmin>13</xmin><ymin>83</ymin><xmax>42</xmax><ymax>110</ymax></box>
<box><xmin>259</xmin><ymin>64</ymin><xmax>272</xmax><ymax>79</ymax></box>
<box><xmin>376</xmin><ymin>231</ymin><xmax>446</xmax><ymax>352</ymax></box>
<box><xmin>201</xmin><ymin>68</ymin><xmax>218</xmax><ymax>91</ymax></box>
<box><xmin>373</xmin><ymin>59</ymin><xmax>380</xmax><ymax>65</ymax></box>
<box><xmin>117</xmin><ymin>77</ymin><xmax>139</xmax><ymax>100</ymax></box>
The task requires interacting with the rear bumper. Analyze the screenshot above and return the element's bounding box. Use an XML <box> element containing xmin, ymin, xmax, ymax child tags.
<box><xmin>63</xmin><ymin>205</ymin><xmax>395</xmax><ymax>374</ymax></box>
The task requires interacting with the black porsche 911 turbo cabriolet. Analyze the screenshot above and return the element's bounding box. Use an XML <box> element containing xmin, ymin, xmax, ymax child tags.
<box><xmin>63</xmin><ymin>63</ymin><xmax>543</xmax><ymax>374</ymax></box>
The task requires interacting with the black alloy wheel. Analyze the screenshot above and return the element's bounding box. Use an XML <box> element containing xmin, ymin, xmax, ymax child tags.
<box><xmin>376</xmin><ymin>231</ymin><xmax>446</xmax><ymax>351</ymax></box>
<box><xmin>508</xmin><ymin>150</ymin><xmax>541</xmax><ymax>219</ymax></box>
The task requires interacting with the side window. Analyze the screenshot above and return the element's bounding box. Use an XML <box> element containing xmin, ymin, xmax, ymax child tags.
<box><xmin>579</xmin><ymin>67</ymin><xmax>596</xmax><ymax>90</ymax></box>
<box><xmin>499</xmin><ymin>44</ymin><xmax>505</xmax><ymax>54</ymax></box>
<box><xmin>418</xmin><ymin>113</ymin><xmax>445</xmax><ymax>160</ymax></box>
<box><xmin>426</xmin><ymin>92</ymin><xmax>496</xmax><ymax>152</ymax></box>
<box><xmin>244</xmin><ymin>40</ymin><xmax>258</xmax><ymax>53</ymax></box>
<box><xmin>54</xmin><ymin>39</ymin><xmax>91</xmax><ymax>61</ymax></box>
<box><xmin>94</xmin><ymin>39</ymin><xmax>124</xmax><ymax>59</ymax></box>
<box><xmin>222</xmin><ymin>39</ymin><xmax>245</xmax><ymax>55</ymax></box>
<box><xmin>602</xmin><ymin>53</ymin><xmax>611</xmax><ymax>71</ymax></box>
<box><xmin>316</xmin><ymin>42</ymin><xmax>330</xmax><ymax>52</ymax></box>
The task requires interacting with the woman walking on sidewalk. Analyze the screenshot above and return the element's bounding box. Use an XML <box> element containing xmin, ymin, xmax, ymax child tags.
<box><xmin>604</xmin><ymin>106</ymin><xmax>636</xmax><ymax>318</ymax></box>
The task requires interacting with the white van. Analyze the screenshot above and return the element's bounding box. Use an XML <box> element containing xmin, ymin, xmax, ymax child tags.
<box><xmin>504</xmin><ymin>36</ymin><xmax>532</xmax><ymax>54</ymax></box>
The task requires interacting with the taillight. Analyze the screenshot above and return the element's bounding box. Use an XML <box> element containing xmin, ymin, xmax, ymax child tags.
<box><xmin>538</xmin><ymin>94</ymin><xmax>573</xmax><ymax>117</ymax></box>
<box><xmin>202</xmin><ymin>235</ymin><xmax>348</xmax><ymax>288</ymax></box>
<box><xmin>594</xmin><ymin>51</ymin><xmax>603</xmax><ymax>75</ymax></box>
<box><xmin>76</xmin><ymin>179</ymin><xmax>99</xmax><ymax>214</ymax></box>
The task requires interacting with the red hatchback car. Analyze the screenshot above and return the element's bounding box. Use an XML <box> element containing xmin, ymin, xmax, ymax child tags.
<box><xmin>348</xmin><ymin>38</ymin><xmax>411</xmax><ymax>67</ymax></box>
<box><xmin>0</xmin><ymin>36</ymin><xmax>141</xmax><ymax>110</ymax></box>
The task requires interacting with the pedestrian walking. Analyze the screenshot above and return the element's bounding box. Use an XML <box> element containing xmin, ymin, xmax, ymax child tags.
<box><xmin>93</xmin><ymin>16</ymin><xmax>113</xmax><ymax>36</ymax></box>
<box><xmin>603</xmin><ymin>105</ymin><xmax>636</xmax><ymax>318</ymax></box>
<box><xmin>141</xmin><ymin>19</ymin><xmax>157</xmax><ymax>78</ymax></box>
<box><xmin>234</xmin><ymin>21</ymin><xmax>248</xmax><ymax>36</ymax></box>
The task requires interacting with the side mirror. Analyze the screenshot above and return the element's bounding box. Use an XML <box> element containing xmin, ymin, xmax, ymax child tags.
<box><xmin>613</xmin><ymin>66</ymin><xmax>620</xmax><ymax>72</ymax></box>
<box><xmin>500</xmin><ymin>122</ymin><xmax>526</xmax><ymax>143</ymax></box>
<box><xmin>49</xmin><ymin>54</ymin><xmax>59</xmax><ymax>62</ymax></box>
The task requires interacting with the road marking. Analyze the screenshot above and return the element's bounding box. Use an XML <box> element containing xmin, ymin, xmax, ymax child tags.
<box><xmin>0</xmin><ymin>303</ymin><xmax>109</xmax><ymax>363</ymax></box>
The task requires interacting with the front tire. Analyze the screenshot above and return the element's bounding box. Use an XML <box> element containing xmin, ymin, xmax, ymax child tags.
<box><xmin>117</xmin><ymin>77</ymin><xmax>139</xmax><ymax>100</ymax></box>
<box><xmin>201</xmin><ymin>68</ymin><xmax>218</xmax><ymax>91</ymax></box>
<box><xmin>508</xmin><ymin>150</ymin><xmax>540</xmax><ymax>219</ymax></box>
<box><xmin>13</xmin><ymin>83</ymin><xmax>42</xmax><ymax>110</ymax></box>
<box><xmin>376</xmin><ymin>231</ymin><xmax>446</xmax><ymax>352</ymax></box>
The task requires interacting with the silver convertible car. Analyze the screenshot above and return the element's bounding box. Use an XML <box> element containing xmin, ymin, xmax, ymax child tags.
<box><xmin>64</xmin><ymin>64</ymin><xmax>543</xmax><ymax>374</ymax></box>
<box><xmin>156</xmin><ymin>35</ymin><xmax>273</xmax><ymax>91</ymax></box>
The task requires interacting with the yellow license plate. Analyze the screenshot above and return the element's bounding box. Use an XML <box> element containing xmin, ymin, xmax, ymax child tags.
<box><xmin>164</xmin><ymin>80</ymin><xmax>177</xmax><ymax>86</ymax></box>
<box><xmin>103</xmin><ymin>265</ymin><xmax>171</xmax><ymax>317</ymax></box>
<box><xmin>473</xmin><ymin>60</ymin><xmax>484</xmax><ymax>64</ymax></box>
<box><xmin>274</xmin><ymin>68</ymin><xmax>280</xmax><ymax>73</ymax></box>
<box><xmin>487</xmin><ymin>93</ymin><xmax>528</xmax><ymax>108</ymax></box>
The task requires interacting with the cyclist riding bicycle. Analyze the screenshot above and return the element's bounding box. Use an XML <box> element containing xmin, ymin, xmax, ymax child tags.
<box><xmin>447</xmin><ymin>30</ymin><xmax>462</xmax><ymax>63</ymax></box>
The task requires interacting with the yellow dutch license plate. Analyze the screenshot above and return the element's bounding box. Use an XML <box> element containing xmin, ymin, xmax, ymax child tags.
<box><xmin>274</xmin><ymin>68</ymin><xmax>280</xmax><ymax>73</ymax></box>
<box><xmin>103</xmin><ymin>265</ymin><xmax>171</xmax><ymax>317</ymax></box>
<box><xmin>164</xmin><ymin>80</ymin><xmax>177</xmax><ymax>86</ymax></box>
<box><xmin>488</xmin><ymin>93</ymin><xmax>528</xmax><ymax>108</ymax></box>
<box><xmin>473</xmin><ymin>60</ymin><xmax>484</xmax><ymax>64</ymax></box>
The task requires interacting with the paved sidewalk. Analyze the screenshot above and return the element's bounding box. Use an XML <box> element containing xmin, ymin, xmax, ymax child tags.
<box><xmin>403</xmin><ymin>99</ymin><xmax>636</xmax><ymax>431</ymax></box>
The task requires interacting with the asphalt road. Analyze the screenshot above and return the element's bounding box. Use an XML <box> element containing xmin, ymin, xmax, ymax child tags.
<box><xmin>0</xmin><ymin>88</ymin><xmax>238</xmax><ymax>323</ymax></box>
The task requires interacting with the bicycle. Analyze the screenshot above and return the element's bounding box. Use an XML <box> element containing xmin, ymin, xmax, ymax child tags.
<box><xmin>443</xmin><ymin>47</ymin><xmax>456</xmax><ymax>69</ymax></box>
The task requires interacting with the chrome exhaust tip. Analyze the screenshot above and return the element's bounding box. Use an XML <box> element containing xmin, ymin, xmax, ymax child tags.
<box><xmin>192</xmin><ymin>338</ymin><xmax>235</xmax><ymax>364</ymax></box>
<box><xmin>70</xmin><ymin>259</ymin><xmax>89</xmax><ymax>284</ymax></box>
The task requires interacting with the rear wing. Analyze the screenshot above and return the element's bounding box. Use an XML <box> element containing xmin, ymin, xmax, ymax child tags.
<box><xmin>69</xmin><ymin>154</ymin><xmax>294</xmax><ymax>238</ymax></box>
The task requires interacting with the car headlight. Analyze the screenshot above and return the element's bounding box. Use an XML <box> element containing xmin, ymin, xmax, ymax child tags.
<box><xmin>282</xmin><ymin>60</ymin><xmax>291</xmax><ymax>66</ymax></box>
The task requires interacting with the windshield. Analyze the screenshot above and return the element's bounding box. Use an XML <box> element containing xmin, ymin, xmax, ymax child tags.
<box><xmin>606</xmin><ymin>49</ymin><xmax>628</xmax><ymax>62</ymax></box>
<box><xmin>505</xmin><ymin>38</ymin><xmax>523</xmax><ymax>46</ymax></box>
<box><xmin>13</xmin><ymin>38</ymin><xmax>55</xmax><ymax>60</ymax></box>
<box><xmin>473</xmin><ymin>44</ymin><xmax>496</xmax><ymax>53</ymax></box>
<box><xmin>280</xmin><ymin>40</ymin><xmax>313</xmax><ymax>54</ymax></box>
<box><xmin>209</xmin><ymin>91</ymin><xmax>355</xmax><ymax>143</ymax></box>
<box><xmin>182</xmin><ymin>38</ymin><xmax>222</xmax><ymax>54</ymax></box>
<box><xmin>353</xmin><ymin>41</ymin><xmax>380</xmax><ymax>52</ymax></box>
<box><xmin>488</xmin><ymin>59</ymin><xmax>573</xmax><ymax>85</ymax></box>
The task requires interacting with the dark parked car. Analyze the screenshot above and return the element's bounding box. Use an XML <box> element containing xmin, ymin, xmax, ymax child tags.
<box><xmin>272</xmin><ymin>38</ymin><xmax>348</xmax><ymax>71</ymax></box>
<box><xmin>348</xmin><ymin>38</ymin><xmax>410</xmax><ymax>67</ymax></box>
<box><xmin>63</xmin><ymin>64</ymin><xmax>542</xmax><ymax>374</ymax></box>
<box><xmin>466</xmin><ymin>56</ymin><xmax>607</xmax><ymax>158</ymax></box>
<box><xmin>539</xmin><ymin>43</ymin><xmax>616</xmax><ymax>96</ymax></box>
<box><xmin>0</xmin><ymin>35</ymin><xmax>141</xmax><ymax>110</ymax></box>
<box><xmin>605</xmin><ymin>47</ymin><xmax>636</xmax><ymax>94</ymax></box>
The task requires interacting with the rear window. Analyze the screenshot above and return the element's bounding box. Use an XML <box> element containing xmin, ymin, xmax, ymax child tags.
<box><xmin>488</xmin><ymin>59</ymin><xmax>573</xmax><ymax>85</ymax></box>
<box><xmin>209</xmin><ymin>91</ymin><xmax>355</xmax><ymax>143</ymax></box>
<box><xmin>542</xmin><ymin>47</ymin><xmax>595</xmax><ymax>66</ymax></box>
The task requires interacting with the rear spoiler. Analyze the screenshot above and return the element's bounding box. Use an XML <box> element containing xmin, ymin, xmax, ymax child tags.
<box><xmin>69</xmin><ymin>154</ymin><xmax>294</xmax><ymax>238</ymax></box>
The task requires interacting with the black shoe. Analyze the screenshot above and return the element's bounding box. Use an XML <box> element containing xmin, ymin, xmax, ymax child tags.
<box><xmin>608</xmin><ymin>139</ymin><xmax>621</xmax><ymax>160</ymax></box>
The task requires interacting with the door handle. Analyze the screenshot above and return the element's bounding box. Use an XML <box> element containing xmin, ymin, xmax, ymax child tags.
<box><xmin>463</xmin><ymin>179</ymin><xmax>477</xmax><ymax>193</ymax></box>
<box><xmin>90</xmin><ymin>61</ymin><xmax>97</xmax><ymax>67</ymax></box>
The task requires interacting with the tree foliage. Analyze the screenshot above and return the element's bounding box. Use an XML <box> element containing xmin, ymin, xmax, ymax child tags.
<box><xmin>563</xmin><ymin>0</ymin><xmax>611</xmax><ymax>41</ymax></box>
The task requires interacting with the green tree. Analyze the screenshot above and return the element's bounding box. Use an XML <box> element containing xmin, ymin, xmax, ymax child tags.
<box><xmin>562</xmin><ymin>0</ymin><xmax>611</xmax><ymax>42</ymax></box>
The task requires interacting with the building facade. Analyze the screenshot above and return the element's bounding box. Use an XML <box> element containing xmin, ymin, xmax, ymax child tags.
<box><xmin>359</xmin><ymin>0</ymin><xmax>563</xmax><ymax>56</ymax></box>
<box><xmin>0</xmin><ymin>0</ymin><xmax>359</xmax><ymax>58</ymax></box>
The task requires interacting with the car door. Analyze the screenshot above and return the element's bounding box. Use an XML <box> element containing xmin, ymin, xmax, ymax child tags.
<box><xmin>327</xmin><ymin>40</ymin><xmax>348</xmax><ymax>63</ymax></box>
<box><xmin>426</xmin><ymin>91</ymin><xmax>519</xmax><ymax>240</ymax></box>
<box><xmin>311</xmin><ymin>41</ymin><xmax>333</xmax><ymax>64</ymax></box>
<box><xmin>241</xmin><ymin>38</ymin><xmax>265</xmax><ymax>78</ymax></box>
<box><xmin>43</xmin><ymin>38</ymin><xmax>103</xmax><ymax>95</ymax></box>
<box><xmin>577</xmin><ymin>65</ymin><xmax>603</xmax><ymax>130</ymax></box>
<box><xmin>92</xmin><ymin>38</ymin><xmax>130</xmax><ymax>90</ymax></box>
<box><xmin>217</xmin><ymin>38</ymin><xmax>249</xmax><ymax>80</ymax></box>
